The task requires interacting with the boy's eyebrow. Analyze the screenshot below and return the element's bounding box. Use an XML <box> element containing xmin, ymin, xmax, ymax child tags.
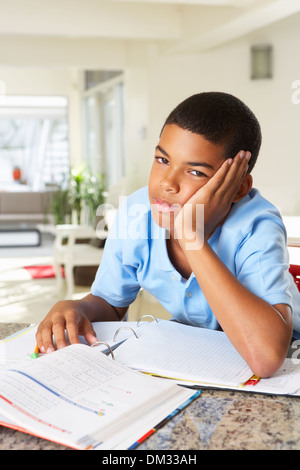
<box><xmin>155</xmin><ymin>145</ymin><xmax>215</xmax><ymax>170</ymax></box>
<box><xmin>156</xmin><ymin>145</ymin><xmax>170</xmax><ymax>157</ymax></box>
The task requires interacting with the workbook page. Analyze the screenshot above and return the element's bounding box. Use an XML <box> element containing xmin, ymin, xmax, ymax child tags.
<box><xmin>0</xmin><ymin>343</ymin><xmax>181</xmax><ymax>449</ymax></box>
<box><xmin>114</xmin><ymin>320</ymin><xmax>253</xmax><ymax>387</ymax></box>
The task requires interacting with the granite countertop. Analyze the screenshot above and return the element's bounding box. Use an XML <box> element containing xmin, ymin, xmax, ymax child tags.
<box><xmin>0</xmin><ymin>323</ymin><xmax>299</xmax><ymax>451</ymax></box>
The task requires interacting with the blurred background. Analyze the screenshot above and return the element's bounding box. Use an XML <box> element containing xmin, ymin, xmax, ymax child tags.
<box><xmin>0</xmin><ymin>0</ymin><xmax>300</xmax><ymax>324</ymax></box>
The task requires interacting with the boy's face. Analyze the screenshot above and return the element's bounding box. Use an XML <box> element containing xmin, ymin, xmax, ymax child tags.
<box><xmin>148</xmin><ymin>124</ymin><xmax>226</xmax><ymax>232</ymax></box>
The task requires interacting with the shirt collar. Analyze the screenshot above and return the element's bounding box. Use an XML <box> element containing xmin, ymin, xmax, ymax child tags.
<box><xmin>152</xmin><ymin>226</ymin><xmax>188</xmax><ymax>281</ymax></box>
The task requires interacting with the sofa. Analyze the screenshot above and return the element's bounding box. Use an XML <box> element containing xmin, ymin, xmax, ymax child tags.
<box><xmin>0</xmin><ymin>190</ymin><xmax>55</xmax><ymax>225</ymax></box>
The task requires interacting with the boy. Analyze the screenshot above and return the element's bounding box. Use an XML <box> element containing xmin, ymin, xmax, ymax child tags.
<box><xmin>36</xmin><ymin>92</ymin><xmax>300</xmax><ymax>378</ymax></box>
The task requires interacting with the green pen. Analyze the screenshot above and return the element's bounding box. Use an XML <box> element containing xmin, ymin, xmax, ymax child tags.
<box><xmin>31</xmin><ymin>344</ymin><xmax>39</xmax><ymax>359</ymax></box>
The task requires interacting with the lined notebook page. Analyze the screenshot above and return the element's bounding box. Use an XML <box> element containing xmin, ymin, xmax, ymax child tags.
<box><xmin>114</xmin><ymin>320</ymin><xmax>253</xmax><ymax>387</ymax></box>
<box><xmin>252</xmin><ymin>358</ymin><xmax>300</xmax><ymax>395</ymax></box>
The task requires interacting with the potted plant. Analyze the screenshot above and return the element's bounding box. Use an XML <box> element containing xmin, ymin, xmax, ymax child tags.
<box><xmin>81</xmin><ymin>171</ymin><xmax>106</xmax><ymax>226</ymax></box>
<box><xmin>68</xmin><ymin>168</ymin><xmax>106</xmax><ymax>226</ymax></box>
<box><xmin>51</xmin><ymin>188</ymin><xmax>72</xmax><ymax>225</ymax></box>
<box><xmin>68</xmin><ymin>168</ymin><xmax>84</xmax><ymax>225</ymax></box>
<box><xmin>51</xmin><ymin>167</ymin><xmax>105</xmax><ymax>227</ymax></box>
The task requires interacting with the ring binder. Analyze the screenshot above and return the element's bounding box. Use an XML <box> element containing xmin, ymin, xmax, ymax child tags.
<box><xmin>91</xmin><ymin>341</ymin><xmax>115</xmax><ymax>359</ymax></box>
<box><xmin>112</xmin><ymin>316</ymin><xmax>159</xmax><ymax>342</ymax></box>
<box><xmin>113</xmin><ymin>327</ymin><xmax>138</xmax><ymax>342</ymax></box>
<box><xmin>137</xmin><ymin>315</ymin><xmax>158</xmax><ymax>326</ymax></box>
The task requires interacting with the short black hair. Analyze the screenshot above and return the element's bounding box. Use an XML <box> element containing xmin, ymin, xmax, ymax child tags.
<box><xmin>162</xmin><ymin>92</ymin><xmax>261</xmax><ymax>173</ymax></box>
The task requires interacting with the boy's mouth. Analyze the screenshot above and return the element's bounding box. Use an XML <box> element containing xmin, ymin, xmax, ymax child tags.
<box><xmin>152</xmin><ymin>197</ymin><xmax>180</xmax><ymax>214</ymax></box>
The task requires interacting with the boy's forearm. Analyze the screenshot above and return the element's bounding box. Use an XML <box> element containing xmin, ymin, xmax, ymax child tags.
<box><xmin>78</xmin><ymin>293</ymin><xmax>127</xmax><ymax>322</ymax></box>
<box><xmin>183</xmin><ymin>241</ymin><xmax>293</xmax><ymax>378</ymax></box>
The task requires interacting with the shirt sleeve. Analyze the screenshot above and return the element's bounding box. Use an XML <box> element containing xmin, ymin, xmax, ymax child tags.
<box><xmin>235</xmin><ymin>217</ymin><xmax>293</xmax><ymax>308</ymax></box>
<box><xmin>91</xmin><ymin>203</ymin><xmax>141</xmax><ymax>308</ymax></box>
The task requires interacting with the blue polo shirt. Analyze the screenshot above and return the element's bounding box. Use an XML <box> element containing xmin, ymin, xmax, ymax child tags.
<box><xmin>91</xmin><ymin>186</ymin><xmax>300</xmax><ymax>336</ymax></box>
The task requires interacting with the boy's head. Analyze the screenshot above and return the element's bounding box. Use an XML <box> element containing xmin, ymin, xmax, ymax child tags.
<box><xmin>161</xmin><ymin>91</ymin><xmax>261</xmax><ymax>173</ymax></box>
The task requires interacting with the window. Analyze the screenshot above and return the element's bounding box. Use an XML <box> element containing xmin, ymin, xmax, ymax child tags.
<box><xmin>251</xmin><ymin>45</ymin><xmax>273</xmax><ymax>80</ymax></box>
<box><xmin>83</xmin><ymin>71</ymin><xmax>125</xmax><ymax>190</ymax></box>
<box><xmin>0</xmin><ymin>95</ymin><xmax>69</xmax><ymax>190</ymax></box>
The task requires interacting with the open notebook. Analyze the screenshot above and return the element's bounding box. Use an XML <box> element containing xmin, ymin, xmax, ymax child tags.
<box><xmin>1</xmin><ymin>318</ymin><xmax>300</xmax><ymax>451</ymax></box>
<box><xmin>113</xmin><ymin>319</ymin><xmax>300</xmax><ymax>396</ymax></box>
<box><xmin>0</xmin><ymin>322</ymin><xmax>199</xmax><ymax>450</ymax></box>
<box><xmin>1</xmin><ymin>319</ymin><xmax>300</xmax><ymax>395</ymax></box>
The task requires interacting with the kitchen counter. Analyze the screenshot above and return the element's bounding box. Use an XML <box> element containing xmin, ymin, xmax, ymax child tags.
<box><xmin>0</xmin><ymin>323</ymin><xmax>299</xmax><ymax>451</ymax></box>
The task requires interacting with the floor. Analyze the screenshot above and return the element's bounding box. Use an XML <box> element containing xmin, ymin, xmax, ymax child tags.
<box><xmin>0</xmin><ymin>231</ymin><xmax>170</xmax><ymax>325</ymax></box>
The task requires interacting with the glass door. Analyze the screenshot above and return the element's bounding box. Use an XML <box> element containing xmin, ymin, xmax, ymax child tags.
<box><xmin>83</xmin><ymin>75</ymin><xmax>125</xmax><ymax>192</ymax></box>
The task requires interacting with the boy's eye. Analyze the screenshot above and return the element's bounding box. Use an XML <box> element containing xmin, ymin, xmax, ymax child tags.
<box><xmin>155</xmin><ymin>156</ymin><xmax>169</xmax><ymax>165</ymax></box>
<box><xmin>190</xmin><ymin>169</ymin><xmax>207</xmax><ymax>177</ymax></box>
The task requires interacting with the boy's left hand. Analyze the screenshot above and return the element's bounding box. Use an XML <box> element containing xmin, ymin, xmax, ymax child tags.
<box><xmin>175</xmin><ymin>150</ymin><xmax>251</xmax><ymax>249</ymax></box>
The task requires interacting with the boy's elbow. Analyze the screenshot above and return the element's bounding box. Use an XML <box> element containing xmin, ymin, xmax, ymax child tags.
<box><xmin>248</xmin><ymin>349</ymin><xmax>286</xmax><ymax>379</ymax></box>
<box><xmin>246</xmin><ymin>309</ymin><xmax>292</xmax><ymax>378</ymax></box>
<box><xmin>251</xmin><ymin>359</ymin><xmax>282</xmax><ymax>379</ymax></box>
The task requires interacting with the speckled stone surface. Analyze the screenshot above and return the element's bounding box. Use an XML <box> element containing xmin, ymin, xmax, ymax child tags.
<box><xmin>1</xmin><ymin>323</ymin><xmax>300</xmax><ymax>450</ymax></box>
<box><xmin>139</xmin><ymin>390</ymin><xmax>300</xmax><ymax>450</ymax></box>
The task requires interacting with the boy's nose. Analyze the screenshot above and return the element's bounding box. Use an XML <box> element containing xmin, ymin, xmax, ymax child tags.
<box><xmin>160</xmin><ymin>175</ymin><xmax>179</xmax><ymax>193</ymax></box>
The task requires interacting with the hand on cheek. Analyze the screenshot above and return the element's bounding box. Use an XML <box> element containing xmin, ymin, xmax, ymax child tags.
<box><xmin>175</xmin><ymin>150</ymin><xmax>251</xmax><ymax>249</ymax></box>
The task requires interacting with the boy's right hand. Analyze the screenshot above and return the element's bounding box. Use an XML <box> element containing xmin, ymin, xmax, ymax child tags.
<box><xmin>36</xmin><ymin>300</ymin><xmax>98</xmax><ymax>354</ymax></box>
<box><xmin>174</xmin><ymin>150</ymin><xmax>251</xmax><ymax>249</ymax></box>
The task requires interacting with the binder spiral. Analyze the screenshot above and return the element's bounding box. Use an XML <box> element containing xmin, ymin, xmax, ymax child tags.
<box><xmin>91</xmin><ymin>341</ymin><xmax>115</xmax><ymax>359</ymax></box>
<box><xmin>137</xmin><ymin>315</ymin><xmax>158</xmax><ymax>326</ymax></box>
<box><xmin>113</xmin><ymin>327</ymin><xmax>138</xmax><ymax>342</ymax></box>
<box><xmin>91</xmin><ymin>315</ymin><xmax>159</xmax><ymax>359</ymax></box>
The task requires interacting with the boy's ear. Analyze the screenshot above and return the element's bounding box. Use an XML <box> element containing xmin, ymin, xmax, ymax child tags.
<box><xmin>233</xmin><ymin>174</ymin><xmax>253</xmax><ymax>203</ymax></box>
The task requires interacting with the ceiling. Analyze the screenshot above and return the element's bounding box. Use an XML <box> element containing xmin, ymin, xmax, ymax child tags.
<box><xmin>0</xmin><ymin>0</ymin><xmax>300</xmax><ymax>54</ymax></box>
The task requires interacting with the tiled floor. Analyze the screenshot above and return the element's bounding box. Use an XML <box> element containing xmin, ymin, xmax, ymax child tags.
<box><xmin>0</xmin><ymin>232</ymin><xmax>83</xmax><ymax>324</ymax></box>
<box><xmin>0</xmin><ymin>231</ymin><xmax>170</xmax><ymax>325</ymax></box>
